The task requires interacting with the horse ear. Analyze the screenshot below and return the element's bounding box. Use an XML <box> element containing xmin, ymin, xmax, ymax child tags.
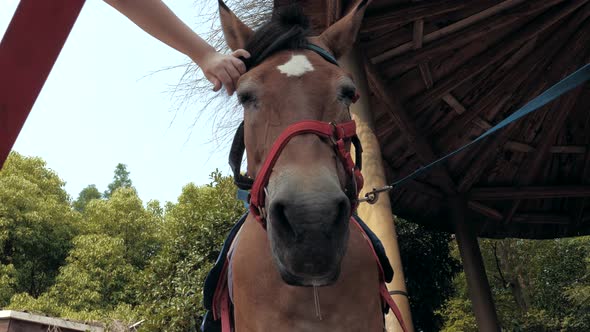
<box><xmin>219</xmin><ymin>0</ymin><xmax>254</xmax><ymax>51</ymax></box>
<box><xmin>318</xmin><ymin>0</ymin><xmax>371</xmax><ymax>59</ymax></box>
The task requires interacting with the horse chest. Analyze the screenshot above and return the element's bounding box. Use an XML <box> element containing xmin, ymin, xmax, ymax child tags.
<box><xmin>230</xmin><ymin>217</ymin><xmax>384</xmax><ymax>332</ymax></box>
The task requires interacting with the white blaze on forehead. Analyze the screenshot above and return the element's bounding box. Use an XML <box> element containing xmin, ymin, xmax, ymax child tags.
<box><xmin>277</xmin><ymin>54</ymin><xmax>314</xmax><ymax>77</ymax></box>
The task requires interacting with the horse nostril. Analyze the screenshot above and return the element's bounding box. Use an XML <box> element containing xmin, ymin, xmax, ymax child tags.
<box><xmin>270</xmin><ymin>201</ymin><xmax>299</xmax><ymax>240</ymax></box>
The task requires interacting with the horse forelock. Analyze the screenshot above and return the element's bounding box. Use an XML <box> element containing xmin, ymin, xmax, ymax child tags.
<box><xmin>243</xmin><ymin>5</ymin><xmax>311</xmax><ymax>69</ymax></box>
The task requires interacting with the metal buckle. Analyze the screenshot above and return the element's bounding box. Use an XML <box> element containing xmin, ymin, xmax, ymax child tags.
<box><xmin>257</xmin><ymin>206</ymin><xmax>267</xmax><ymax>220</ymax></box>
<box><xmin>259</xmin><ymin>187</ymin><xmax>270</xmax><ymax>220</ymax></box>
<box><xmin>357</xmin><ymin>185</ymin><xmax>394</xmax><ymax>205</ymax></box>
<box><xmin>328</xmin><ymin>122</ymin><xmax>339</xmax><ymax>146</ymax></box>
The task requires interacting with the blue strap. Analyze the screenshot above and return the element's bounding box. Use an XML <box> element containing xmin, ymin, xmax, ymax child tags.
<box><xmin>390</xmin><ymin>63</ymin><xmax>590</xmax><ymax>189</ymax></box>
<box><xmin>237</xmin><ymin>188</ymin><xmax>250</xmax><ymax>208</ymax></box>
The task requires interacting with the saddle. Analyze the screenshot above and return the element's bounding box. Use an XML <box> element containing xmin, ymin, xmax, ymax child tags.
<box><xmin>200</xmin><ymin>213</ymin><xmax>402</xmax><ymax>332</ymax></box>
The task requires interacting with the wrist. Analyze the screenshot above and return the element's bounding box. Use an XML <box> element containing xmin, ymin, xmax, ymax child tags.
<box><xmin>191</xmin><ymin>46</ymin><xmax>217</xmax><ymax>67</ymax></box>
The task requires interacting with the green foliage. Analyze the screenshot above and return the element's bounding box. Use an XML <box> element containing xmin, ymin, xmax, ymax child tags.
<box><xmin>8</xmin><ymin>235</ymin><xmax>135</xmax><ymax>318</ymax></box>
<box><xmin>396</xmin><ymin>218</ymin><xmax>461</xmax><ymax>331</ymax></box>
<box><xmin>0</xmin><ymin>152</ymin><xmax>77</xmax><ymax>297</ymax></box>
<box><xmin>438</xmin><ymin>272</ymin><xmax>477</xmax><ymax>332</ymax></box>
<box><xmin>137</xmin><ymin>170</ymin><xmax>245</xmax><ymax>331</ymax></box>
<box><xmin>73</xmin><ymin>184</ymin><xmax>102</xmax><ymax>212</ymax></box>
<box><xmin>6</xmin><ymin>151</ymin><xmax>589</xmax><ymax>332</ymax></box>
<box><xmin>103</xmin><ymin>163</ymin><xmax>133</xmax><ymax>199</ymax></box>
<box><xmin>49</xmin><ymin>234</ymin><xmax>136</xmax><ymax>311</ymax></box>
<box><xmin>0</xmin><ymin>264</ymin><xmax>17</xmax><ymax>307</ymax></box>
<box><xmin>439</xmin><ymin>237</ymin><xmax>590</xmax><ymax>331</ymax></box>
<box><xmin>2</xmin><ymin>159</ymin><xmax>242</xmax><ymax>330</ymax></box>
<box><xmin>80</xmin><ymin>187</ymin><xmax>162</xmax><ymax>269</ymax></box>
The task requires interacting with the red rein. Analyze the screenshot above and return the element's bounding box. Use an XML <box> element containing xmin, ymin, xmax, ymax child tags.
<box><xmin>248</xmin><ymin>120</ymin><xmax>364</xmax><ymax>226</ymax></box>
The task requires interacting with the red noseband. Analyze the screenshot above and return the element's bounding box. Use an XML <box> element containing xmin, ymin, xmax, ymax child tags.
<box><xmin>249</xmin><ymin>120</ymin><xmax>364</xmax><ymax>226</ymax></box>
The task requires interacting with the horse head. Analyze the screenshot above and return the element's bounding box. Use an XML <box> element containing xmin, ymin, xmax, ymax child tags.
<box><xmin>220</xmin><ymin>0</ymin><xmax>370</xmax><ymax>287</ymax></box>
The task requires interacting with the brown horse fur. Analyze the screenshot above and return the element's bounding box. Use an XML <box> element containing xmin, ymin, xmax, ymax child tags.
<box><xmin>219</xmin><ymin>1</ymin><xmax>385</xmax><ymax>330</ymax></box>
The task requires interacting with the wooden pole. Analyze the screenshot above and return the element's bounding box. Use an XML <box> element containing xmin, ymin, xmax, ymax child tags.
<box><xmin>341</xmin><ymin>47</ymin><xmax>415</xmax><ymax>332</ymax></box>
<box><xmin>451</xmin><ymin>197</ymin><xmax>501</xmax><ymax>332</ymax></box>
<box><xmin>0</xmin><ymin>0</ymin><xmax>85</xmax><ymax>168</ymax></box>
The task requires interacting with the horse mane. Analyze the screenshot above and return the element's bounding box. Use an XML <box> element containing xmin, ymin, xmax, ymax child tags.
<box><xmin>243</xmin><ymin>5</ymin><xmax>311</xmax><ymax>69</ymax></box>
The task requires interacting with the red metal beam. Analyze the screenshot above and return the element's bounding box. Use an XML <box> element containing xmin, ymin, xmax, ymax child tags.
<box><xmin>0</xmin><ymin>0</ymin><xmax>85</xmax><ymax>168</ymax></box>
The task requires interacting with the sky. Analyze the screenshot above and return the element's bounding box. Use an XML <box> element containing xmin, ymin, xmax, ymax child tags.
<box><xmin>1</xmin><ymin>1</ymin><xmax>238</xmax><ymax>204</ymax></box>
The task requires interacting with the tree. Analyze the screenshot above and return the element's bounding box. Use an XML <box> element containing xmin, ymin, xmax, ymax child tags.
<box><xmin>395</xmin><ymin>219</ymin><xmax>461</xmax><ymax>331</ymax></box>
<box><xmin>0</xmin><ymin>152</ymin><xmax>77</xmax><ymax>297</ymax></box>
<box><xmin>0</xmin><ymin>264</ymin><xmax>16</xmax><ymax>307</ymax></box>
<box><xmin>8</xmin><ymin>234</ymin><xmax>139</xmax><ymax>327</ymax></box>
<box><xmin>137</xmin><ymin>171</ymin><xmax>245</xmax><ymax>331</ymax></box>
<box><xmin>73</xmin><ymin>184</ymin><xmax>102</xmax><ymax>212</ymax></box>
<box><xmin>562</xmin><ymin>236</ymin><xmax>590</xmax><ymax>330</ymax></box>
<box><xmin>103</xmin><ymin>163</ymin><xmax>133</xmax><ymax>199</ymax></box>
<box><xmin>439</xmin><ymin>237</ymin><xmax>590</xmax><ymax>331</ymax></box>
<box><xmin>81</xmin><ymin>187</ymin><xmax>162</xmax><ymax>269</ymax></box>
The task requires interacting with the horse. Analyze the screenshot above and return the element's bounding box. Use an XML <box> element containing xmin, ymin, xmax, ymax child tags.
<box><xmin>209</xmin><ymin>1</ymin><xmax>404</xmax><ymax>331</ymax></box>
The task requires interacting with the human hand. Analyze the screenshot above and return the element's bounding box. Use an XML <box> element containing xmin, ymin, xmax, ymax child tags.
<box><xmin>198</xmin><ymin>49</ymin><xmax>250</xmax><ymax>96</ymax></box>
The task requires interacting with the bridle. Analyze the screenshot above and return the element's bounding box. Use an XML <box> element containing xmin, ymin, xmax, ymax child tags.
<box><xmin>228</xmin><ymin>44</ymin><xmax>364</xmax><ymax>227</ymax></box>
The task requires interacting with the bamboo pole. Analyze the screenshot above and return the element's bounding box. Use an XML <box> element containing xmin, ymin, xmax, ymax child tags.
<box><xmin>341</xmin><ymin>47</ymin><xmax>415</xmax><ymax>332</ymax></box>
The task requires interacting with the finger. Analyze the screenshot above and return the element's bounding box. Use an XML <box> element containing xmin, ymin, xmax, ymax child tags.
<box><xmin>219</xmin><ymin>70</ymin><xmax>235</xmax><ymax>96</ymax></box>
<box><xmin>231</xmin><ymin>57</ymin><xmax>247</xmax><ymax>75</ymax></box>
<box><xmin>232</xmin><ymin>49</ymin><xmax>251</xmax><ymax>59</ymax></box>
<box><xmin>226</xmin><ymin>64</ymin><xmax>241</xmax><ymax>88</ymax></box>
<box><xmin>209</xmin><ymin>76</ymin><xmax>221</xmax><ymax>92</ymax></box>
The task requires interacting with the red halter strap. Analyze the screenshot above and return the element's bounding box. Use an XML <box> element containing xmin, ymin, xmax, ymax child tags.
<box><xmin>249</xmin><ymin>120</ymin><xmax>363</xmax><ymax>226</ymax></box>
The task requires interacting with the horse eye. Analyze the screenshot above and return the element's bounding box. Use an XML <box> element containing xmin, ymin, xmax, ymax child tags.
<box><xmin>238</xmin><ymin>92</ymin><xmax>256</xmax><ymax>105</ymax></box>
<box><xmin>339</xmin><ymin>86</ymin><xmax>356</xmax><ymax>101</ymax></box>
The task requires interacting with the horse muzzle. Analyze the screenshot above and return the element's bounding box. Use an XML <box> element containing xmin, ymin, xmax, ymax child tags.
<box><xmin>266</xmin><ymin>182</ymin><xmax>351</xmax><ymax>286</ymax></box>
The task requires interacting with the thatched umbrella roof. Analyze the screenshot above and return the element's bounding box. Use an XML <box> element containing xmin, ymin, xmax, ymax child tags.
<box><xmin>277</xmin><ymin>0</ymin><xmax>590</xmax><ymax>239</ymax></box>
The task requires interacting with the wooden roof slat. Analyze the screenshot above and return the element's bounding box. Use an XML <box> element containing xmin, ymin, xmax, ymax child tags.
<box><xmin>442</xmin><ymin>94</ymin><xmax>466</xmax><ymax>114</ymax></box>
<box><xmin>504</xmin><ymin>96</ymin><xmax>583</xmax><ymax>224</ymax></box>
<box><xmin>434</xmin><ymin>4</ymin><xmax>590</xmax><ymax>153</ymax></box>
<box><xmin>504</xmin><ymin>141</ymin><xmax>535</xmax><ymax>153</ymax></box>
<box><xmin>453</xmin><ymin>22</ymin><xmax>578</xmax><ymax>194</ymax></box>
<box><xmin>515</xmin><ymin>91</ymin><xmax>584</xmax><ymax>184</ymax></box>
<box><xmin>577</xmin><ymin>113</ymin><xmax>590</xmax><ymax>225</ymax></box>
<box><xmin>549</xmin><ymin>146</ymin><xmax>587</xmax><ymax>154</ymax></box>
<box><xmin>409</xmin><ymin>0</ymin><xmax>588</xmax><ymax>113</ymax></box>
<box><xmin>473</xmin><ymin>118</ymin><xmax>493</xmax><ymax>130</ymax></box>
<box><xmin>429</xmin><ymin>38</ymin><xmax>537</xmax><ymax>135</ymax></box>
<box><xmin>394</xmin><ymin>176</ymin><xmax>446</xmax><ymax>200</ymax></box>
<box><xmin>371</xmin><ymin>0</ymin><xmax>531</xmax><ymax>64</ymax></box>
<box><xmin>363</xmin><ymin>0</ymin><xmax>468</xmax><ymax>35</ymax></box>
<box><xmin>512</xmin><ymin>214</ymin><xmax>571</xmax><ymax>225</ymax></box>
<box><xmin>505</xmin><ymin>141</ymin><xmax>535</xmax><ymax>153</ymax></box>
<box><xmin>504</xmin><ymin>23</ymin><xmax>590</xmax><ymax>223</ymax></box>
<box><xmin>502</xmin><ymin>198</ymin><xmax>521</xmax><ymax>225</ymax></box>
<box><xmin>470</xmin><ymin>186</ymin><xmax>590</xmax><ymax>200</ymax></box>
<box><xmin>365</xmin><ymin>60</ymin><xmax>458</xmax><ymax>194</ymax></box>
<box><xmin>469</xmin><ymin>201</ymin><xmax>504</xmax><ymax>221</ymax></box>
<box><xmin>381</xmin><ymin>158</ymin><xmax>446</xmax><ymax>200</ymax></box>
<box><xmin>412</xmin><ymin>19</ymin><xmax>424</xmax><ymax>49</ymax></box>
<box><xmin>504</xmin><ymin>142</ymin><xmax>588</xmax><ymax>154</ymax></box>
<box><xmin>418</xmin><ymin>63</ymin><xmax>434</xmax><ymax>89</ymax></box>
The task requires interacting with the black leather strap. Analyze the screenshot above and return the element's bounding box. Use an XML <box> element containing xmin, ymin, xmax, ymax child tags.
<box><xmin>351</xmin><ymin>135</ymin><xmax>362</xmax><ymax>171</ymax></box>
<box><xmin>305</xmin><ymin>43</ymin><xmax>339</xmax><ymax>66</ymax></box>
<box><xmin>228</xmin><ymin>122</ymin><xmax>254</xmax><ymax>190</ymax></box>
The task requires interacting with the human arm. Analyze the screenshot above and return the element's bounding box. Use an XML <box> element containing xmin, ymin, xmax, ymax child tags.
<box><xmin>104</xmin><ymin>0</ymin><xmax>249</xmax><ymax>95</ymax></box>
